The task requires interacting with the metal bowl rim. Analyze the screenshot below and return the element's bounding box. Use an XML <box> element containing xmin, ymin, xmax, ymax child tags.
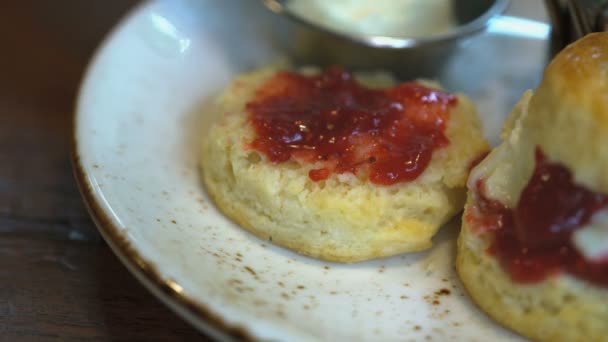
<box><xmin>263</xmin><ymin>0</ymin><xmax>510</xmax><ymax>49</ymax></box>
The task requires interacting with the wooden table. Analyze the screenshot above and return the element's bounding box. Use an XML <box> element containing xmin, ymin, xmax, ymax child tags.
<box><xmin>1</xmin><ymin>2</ymin><xmax>207</xmax><ymax>340</ymax></box>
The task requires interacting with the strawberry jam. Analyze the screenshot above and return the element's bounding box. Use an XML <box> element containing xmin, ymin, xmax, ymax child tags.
<box><xmin>245</xmin><ymin>67</ymin><xmax>457</xmax><ymax>185</ymax></box>
<box><xmin>469</xmin><ymin>148</ymin><xmax>608</xmax><ymax>286</ymax></box>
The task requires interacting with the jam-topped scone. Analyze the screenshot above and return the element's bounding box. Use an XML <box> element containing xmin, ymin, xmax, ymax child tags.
<box><xmin>457</xmin><ymin>33</ymin><xmax>608</xmax><ymax>341</ymax></box>
<box><xmin>202</xmin><ymin>65</ymin><xmax>488</xmax><ymax>262</ymax></box>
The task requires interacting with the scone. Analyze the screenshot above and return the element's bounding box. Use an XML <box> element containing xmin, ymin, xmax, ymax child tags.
<box><xmin>457</xmin><ymin>32</ymin><xmax>608</xmax><ymax>341</ymax></box>
<box><xmin>202</xmin><ymin>65</ymin><xmax>488</xmax><ymax>262</ymax></box>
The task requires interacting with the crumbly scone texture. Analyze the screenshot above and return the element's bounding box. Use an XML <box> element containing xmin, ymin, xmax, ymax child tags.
<box><xmin>457</xmin><ymin>33</ymin><xmax>608</xmax><ymax>341</ymax></box>
<box><xmin>202</xmin><ymin>65</ymin><xmax>488</xmax><ymax>262</ymax></box>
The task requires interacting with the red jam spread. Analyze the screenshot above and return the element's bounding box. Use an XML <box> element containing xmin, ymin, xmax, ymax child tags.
<box><xmin>469</xmin><ymin>148</ymin><xmax>608</xmax><ymax>286</ymax></box>
<box><xmin>245</xmin><ymin>67</ymin><xmax>457</xmax><ymax>185</ymax></box>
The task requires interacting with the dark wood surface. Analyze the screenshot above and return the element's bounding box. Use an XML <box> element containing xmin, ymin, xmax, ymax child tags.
<box><xmin>1</xmin><ymin>2</ymin><xmax>207</xmax><ymax>340</ymax></box>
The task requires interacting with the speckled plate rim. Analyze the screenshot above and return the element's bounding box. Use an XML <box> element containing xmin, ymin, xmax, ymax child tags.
<box><xmin>71</xmin><ymin>3</ymin><xmax>251</xmax><ymax>340</ymax></box>
<box><xmin>71</xmin><ymin>157</ymin><xmax>253</xmax><ymax>341</ymax></box>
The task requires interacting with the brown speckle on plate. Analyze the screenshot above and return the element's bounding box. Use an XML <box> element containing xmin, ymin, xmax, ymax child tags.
<box><xmin>435</xmin><ymin>288</ymin><xmax>451</xmax><ymax>296</ymax></box>
<box><xmin>243</xmin><ymin>266</ymin><xmax>257</xmax><ymax>276</ymax></box>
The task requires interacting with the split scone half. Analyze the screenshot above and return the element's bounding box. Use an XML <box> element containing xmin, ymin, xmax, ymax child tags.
<box><xmin>457</xmin><ymin>33</ymin><xmax>608</xmax><ymax>341</ymax></box>
<box><xmin>202</xmin><ymin>65</ymin><xmax>488</xmax><ymax>262</ymax></box>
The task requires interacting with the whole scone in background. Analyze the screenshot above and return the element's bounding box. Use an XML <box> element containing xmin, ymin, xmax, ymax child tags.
<box><xmin>202</xmin><ymin>66</ymin><xmax>488</xmax><ymax>262</ymax></box>
<box><xmin>457</xmin><ymin>33</ymin><xmax>608</xmax><ymax>341</ymax></box>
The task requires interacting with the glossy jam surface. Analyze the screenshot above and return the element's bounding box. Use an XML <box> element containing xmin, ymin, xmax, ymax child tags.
<box><xmin>469</xmin><ymin>149</ymin><xmax>608</xmax><ymax>285</ymax></box>
<box><xmin>246</xmin><ymin>67</ymin><xmax>457</xmax><ymax>185</ymax></box>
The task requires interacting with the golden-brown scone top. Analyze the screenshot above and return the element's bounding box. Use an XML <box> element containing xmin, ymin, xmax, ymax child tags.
<box><xmin>471</xmin><ymin>32</ymin><xmax>608</xmax><ymax>209</ymax></box>
<box><xmin>528</xmin><ymin>32</ymin><xmax>608</xmax><ymax>193</ymax></box>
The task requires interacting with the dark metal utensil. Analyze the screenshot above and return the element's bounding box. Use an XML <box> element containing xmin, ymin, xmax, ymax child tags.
<box><xmin>545</xmin><ymin>0</ymin><xmax>608</xmax><ymax>53</ymax></box>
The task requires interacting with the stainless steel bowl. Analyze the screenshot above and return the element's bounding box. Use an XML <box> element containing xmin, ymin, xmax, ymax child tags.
<box><xmin>262</xmin><ymin>0</ymin><xmax>510</xmax><ymax>79</ymax></box>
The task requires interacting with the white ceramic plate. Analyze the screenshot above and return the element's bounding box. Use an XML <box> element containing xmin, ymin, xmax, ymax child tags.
<box><xmin>74</xmin><ymin>1</ymin><xmax>548</xmax><ymax>340</ymax></box>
